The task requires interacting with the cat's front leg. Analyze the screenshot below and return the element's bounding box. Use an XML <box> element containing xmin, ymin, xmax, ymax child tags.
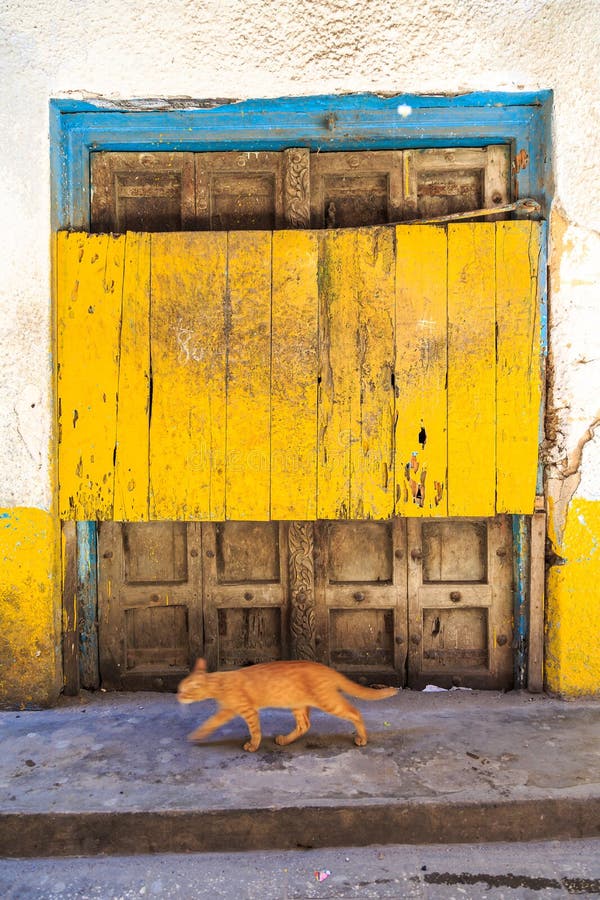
<box><xmin>188</xmin><ymin>708</ymin><xmax>234</xmax><ymax>743</ymax></box>
<box><xmin>239</xmin><ymin>709</ymin><xmax>262</xmax><ymax>751</ymax></box>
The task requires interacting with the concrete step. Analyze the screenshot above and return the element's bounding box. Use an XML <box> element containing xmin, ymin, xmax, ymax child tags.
<box><xmin>1</xmin><ymin>689</ymin><xmax>599</xmax><ymax>857</ymax></box>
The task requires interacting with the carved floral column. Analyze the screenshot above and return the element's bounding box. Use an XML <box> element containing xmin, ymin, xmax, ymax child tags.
<box><xmin>282</xmin><ymin>148</ymin><xmax>317</xmax><ymax>660</ymax></box>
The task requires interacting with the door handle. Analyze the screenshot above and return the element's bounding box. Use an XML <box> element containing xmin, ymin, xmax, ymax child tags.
<box><xmin>353</xmin><ymin>591</ymin><xmax>365</xmax><ymax>602</ymax></box>
<box><xmin>411</xmin><ymin>549</ymin><xmax>423</xmax><ymax>561</ymax></box>
<box><xmin>450</xmin><ymin>590</ymin><xmax>462</xmax><ymax>602</ymax></box>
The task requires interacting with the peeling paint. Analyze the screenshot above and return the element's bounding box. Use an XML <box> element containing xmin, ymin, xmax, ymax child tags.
<box><xmin>547</xmin><ymin>414</ymin><xmax>600</xmax><ymax>550</ymax></box>
<box><xmin>513</xmin><ymin>148</ymin><xmax>529</xmax><ymax>173</ymax></box>
<box><xmin>0</xmin><ymin>509</ymin><xmax>61</xmax><ymax>708</ymax></box>
<box><xmin>546</xmin><ymin>498</ymin><xmax>600</xmax><ymax>696</ymax></box>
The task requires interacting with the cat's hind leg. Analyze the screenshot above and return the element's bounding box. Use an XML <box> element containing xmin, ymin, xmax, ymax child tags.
<box><xmin>275</xmin><ymin>707</ymin><xmax>311</xmax><ymax>746</ymax></box>
<box><xmin>319</xmin><ymin>696</ymin><xmax>368</xmax><ymax>746</ymax></box>
<box><xmin>188</xmin><ymin>708</ymin><xmax>235</xmax><ymax>743</ymax></box>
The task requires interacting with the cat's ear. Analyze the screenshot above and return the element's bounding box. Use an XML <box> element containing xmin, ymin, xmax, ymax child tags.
<box><xmin>193</xmin><ymin>658</ymin><xmax>207</xmax><ymax>673</ymax></box>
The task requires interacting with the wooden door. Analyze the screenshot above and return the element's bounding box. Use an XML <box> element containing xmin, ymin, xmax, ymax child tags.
<box><xmin>89</xmin><ymin>145</ymin><xmax>515</xmax><ymax>691</ymax></box>
<box><xmin>202</xmin><ymin>523</ymin><xmax>289</xmax><ymax>670</ymax></box>
<box><xmin>407</xmin><ymin>517</ymin><xmax>513</xmax><ymax>689</ymax></box>
<box><xmin>315</xmin><ymin>520</ymin><xmax>407</xmax><ymax>686</ymax></box>
<box><xmin>98</xmin><ymin>522</ymin><xmax>202</xmax><ymax>690</ymax></box>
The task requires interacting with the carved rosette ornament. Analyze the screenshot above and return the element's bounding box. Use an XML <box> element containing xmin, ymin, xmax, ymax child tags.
<box><xmin>283</xmin><ymin>149</ymin><xmax>310</xmax><ymax>228</ymax></box>
<box><xmin>288</xmin><ymin>521</ymin><xmax>317</xmax><ymax>660</ymax></box>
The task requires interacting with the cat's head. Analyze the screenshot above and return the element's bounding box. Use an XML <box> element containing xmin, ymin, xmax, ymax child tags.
<box><xmin>177</xmin><ymin>658</ymin><xmax>209</xmax><ymax>704</ymax></box>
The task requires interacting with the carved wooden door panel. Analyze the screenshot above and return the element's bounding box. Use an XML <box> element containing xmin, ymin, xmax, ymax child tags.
<box><xmin>310</xmin><ymin>151</ymin><xmax>404</xmax><ymax>227</ymax></box>
<box><xmin>314</xmin><ymin>520</ymin><xmax>407</xmax><ymax>686</ymax></box>
<box><xmin>407</xmin><ymin>517</ymin><xmax>513</xmax><ymax>689</ymax></box>
<box><xmin>195</xmin><ymin>149</ymin><xmax>309</xmax><ymax>229</ymax></box>
<box><xmin>90</xmin><ymin>152</ymin><xmax>196</xmax><ymax>232</ymax></box>
<box><xmin>202</xmin><ymin>523</ymin><xmax>289</xmax><ymax>670</ymax></box>
<box><xmin>403</xmin><ymin>147</ymin><xmax>510</xmax><ymax>218</ymax></box>
<box><xmin>98</xmin><ymin>522</ymin><xmax>202</xmax><ymax>690</ymax></box>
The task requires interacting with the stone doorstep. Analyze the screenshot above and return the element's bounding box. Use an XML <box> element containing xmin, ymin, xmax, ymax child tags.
<box><xmin>2</xmin><ymin>797</ymin><xmax>600</xmax><ymax>858</ymax></box>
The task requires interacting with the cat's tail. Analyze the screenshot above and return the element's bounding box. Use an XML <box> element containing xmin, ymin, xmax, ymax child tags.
<box><xmin>336</xmin><ymin>673</ymin><xmax>398</xmax><ymax>701</ymax></box>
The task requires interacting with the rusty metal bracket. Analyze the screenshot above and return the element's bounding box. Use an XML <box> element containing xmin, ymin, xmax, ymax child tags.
<box><xmin>399</xmin><ymin>197</ymin><xmax>541</xmax><ymax>226</ymax></box>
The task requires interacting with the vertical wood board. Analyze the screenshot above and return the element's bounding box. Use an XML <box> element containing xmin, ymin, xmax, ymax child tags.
<box><xmin>317</xmin><ymin>230</ymin><xmax>358</xmax><ymax>519</ymax></box>
<box><xmin>150</xmin><ymin>232</ymin><xmax>228</xmax><ymax>520</ymax></box>
<box><xmin>447</xmin><ymin>223</ymin><xmax>496</xmax><ymax>516</ymax></box>
<box><xmin>351</xmin><ymin>227</ymin><xmax>396</xmax><ymax>519</ymax></box>
<box><xmin>395</xmin><ymin>225</ymin><xmax>448</xmax><ymax>517</ymax></box>
<box><xmin>57</xmin><ymin>232</ymin><xmax>124</xmax><ymax>519</ymax></box>
<box><xmin>113</xmin><ymin>233</ymin><xmax>151</xmax><ymax>520</ymax></box>
<box><xmin>271</xmin><ymin>230</ymin><xmax>319</xmax><ymax>519</ymax></box>
<box><xmin>225</xmin><ymin>231</ymin><xmax>272</xmax><ymax>520</ymax></box>
<box><xmin>496</xmin><ymin>221</ymin><xmax>542</xmax><ymax>513</ymax></box>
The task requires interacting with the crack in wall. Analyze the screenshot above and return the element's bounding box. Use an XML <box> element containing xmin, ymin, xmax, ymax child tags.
<box><xmin>547</xmin><ymin>412</ymin><xmax>600</xmax><ymax>550</ymax></box>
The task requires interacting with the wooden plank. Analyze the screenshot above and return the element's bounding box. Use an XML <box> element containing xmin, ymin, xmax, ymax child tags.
<box><xmin>271</xmin><ymin>230</ymin><xmax>319</xmax><ymax>519</ymax></box>
<box><xmin>352</xmin><ymin>227</ymin><xmax>395</xmax><ymax>519</ymax></box>
<box><xmin>96</xmin><ymin>521</ymin><xmax>121</xmax><ymax>690</ymax></box>
<box><xmin>226</xmin><ymin>231</ymin><xmax>271</xmax><ymax>520</ymax></box>
<box><xmin>76</xmin><ymin>521</ymin><xmax>99</xmax><ymax>690</ymax></box>
<box><xmin>447</xmin><ymin>223</ymin><xmax>496</xmax><ymax>516</ymax></box>
<box><xmin>395</xmin><ymin>225</ymin><xmax>448</xmax><ymax>516</ymax></box>
<box><xmin>114</xmin><ymin>233</ymin><xmax>151</xmax><ymax>520</ymax></box>
<box><xmin>528</xmin><ymin>497</ymin><xmax>546</xmax><ymax>692</ymax></box>
<box><xmin>57</xmin><ymin>232</ymin><xmax>125</xmax><ymax>519</ymax></box>
<box><xmin>406</xmin><ymin>518</ymin><xmax>424</xmax><ymax>684</ymax></box>
<box><xmin>317</xmin><ymin>230</ymin><xmax>357</xmax><ymax>518</ymax></box>
<box><xmin>150</xmin><ymin>232</ymin><xmax>228</xmax><ymax>520</ymax></box>
<box><xmin>61</xmin><ymin>520</ymin><xmax>79</xmax><ymax>696</ymax></box>
<box><xmin>318</xmin><ymin>228</ymin><xmax>395</xmax><ymax>519</ymax></box>
<box><xmin>496</xmin><ymin>221</ymin><xmax>542</xmax><ymax>513</ymax></box>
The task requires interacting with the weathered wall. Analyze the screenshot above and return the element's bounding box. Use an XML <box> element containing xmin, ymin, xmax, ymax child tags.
<box><xmin>1</xmin><ymin>0</ymin><xmax>599</xmax><ymax>701</ymax></box>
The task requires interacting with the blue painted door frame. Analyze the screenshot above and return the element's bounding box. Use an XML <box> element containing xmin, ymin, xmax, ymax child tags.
<box><xmin>50</xmin><ymin>91</ymin><xmax>552</xmax><ymax>689</ymax></box>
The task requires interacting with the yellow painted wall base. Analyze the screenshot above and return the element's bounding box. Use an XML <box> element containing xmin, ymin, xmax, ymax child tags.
<box><xmin>0</xmin><ymin>508</ymin><xmax>61</xmax><ymax>708</ymax></box>
<box><xmin>546</xmin><ymin>497</ymin><xmax>600</xmax><ymax>696</ymax></box>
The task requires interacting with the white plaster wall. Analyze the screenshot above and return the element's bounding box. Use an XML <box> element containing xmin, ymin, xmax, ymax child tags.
<box><xmin>1</xmin><ymin>0</ymin><xmax>599</xmax><ymax>509</ymax></box>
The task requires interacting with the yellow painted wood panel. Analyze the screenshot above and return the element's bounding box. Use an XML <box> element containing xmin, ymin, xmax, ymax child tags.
<box><xmin>226</xmin><ymin>232</ymin><xmax>272</xmax><ymax>520</ymax></box>
<box><xmin>447</xmin><ymin>223</ymin><xmax>496</xmax><ymax>516</ymax></box>
<box><xmin>113</xmin><ymin>233</ymin><xmax>151</xmax><ymax>521</ymax></box>
<box><xmin>56</xmin><ymin>224</ymin><xmax>543</xmax><ymax>521</ymax></box>
<box><xmin>150</xmin><ymin>232</ymin><xmax>228</xmax><ymax>519</ymax></box>
<box><xmin>271</xmin><ymin>231</ymin><xmax>319</xmax><ymax>519</ymax></box>
<box><xmin>496</xmin><ymin>221</ymin><xmax>542</xmax><ymax>513</ymax></box>
<box><xmin>395</xmin><ymin>225</ymin><xmax>448</xmax><ymax>516</ymax></box>
<box><xmin>318</xmin><ymin>228</ymin><xmax>395</xmax><ymax>519</ymax></box>
<box><xmin>57</xmin><ymin>232</ymin><xmax>125</xmax><ymax>519</ymax></box>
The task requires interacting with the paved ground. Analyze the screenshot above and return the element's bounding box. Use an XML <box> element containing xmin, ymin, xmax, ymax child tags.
<box><xmin>2</xmin><ymin>840</ymin><xmax>600</xmax><ymax>898</ymax></box>
<box><xmin>0</xmin><ymin>688</ymin><xmax>599</xmax><ymax>854</ymax></box>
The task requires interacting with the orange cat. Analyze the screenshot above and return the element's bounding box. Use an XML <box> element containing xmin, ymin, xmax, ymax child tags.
<box><xmin>178</xmin><ymin>658</ymin><xmax>398</xmax><ymax>751</ymax></box>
